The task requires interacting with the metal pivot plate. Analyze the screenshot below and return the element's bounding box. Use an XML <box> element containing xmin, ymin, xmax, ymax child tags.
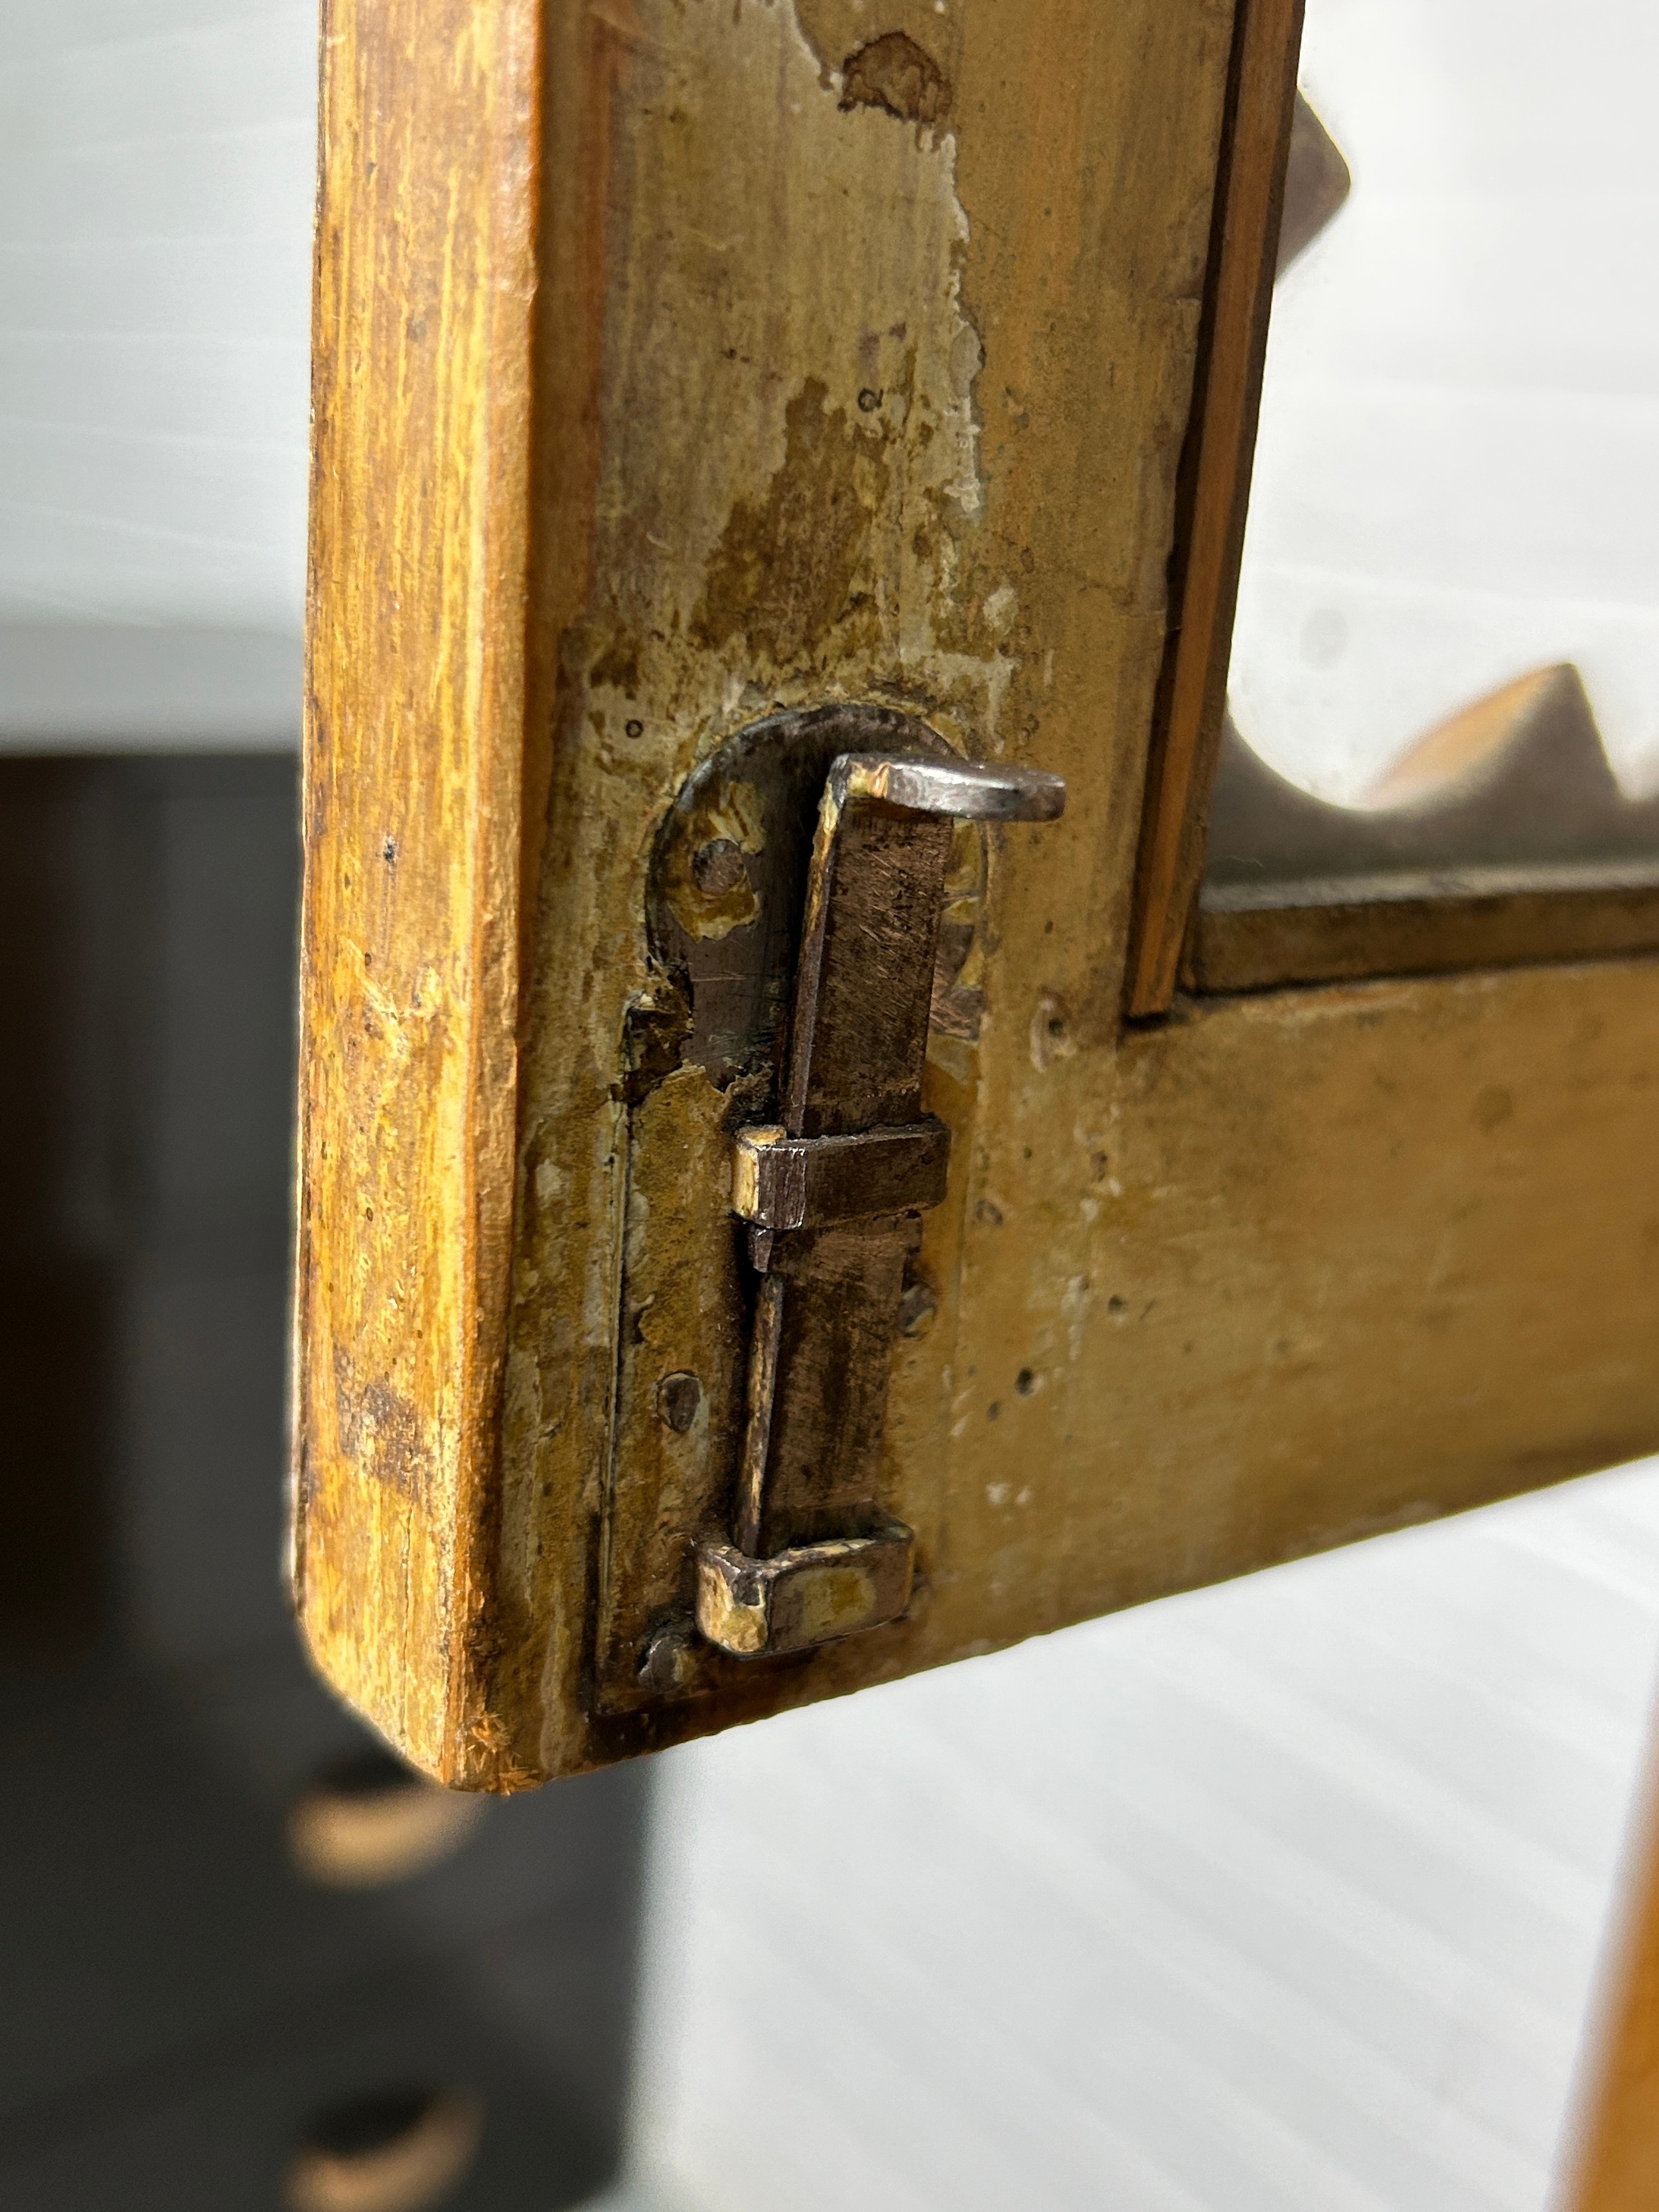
<box><xmin>699</xmin><ymin>749</ymin><xmax>1064</xmax><ymax>1657</ymax></box>
<box><xmin>591</xmin><ymin>702</ymin><xmax>1062</xmax><ymax>1709</ymax></box>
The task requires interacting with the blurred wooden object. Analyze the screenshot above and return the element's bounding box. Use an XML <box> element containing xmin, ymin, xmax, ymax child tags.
<box><xmin>1569</xmin><ymin>1768</ymin><xmax>1659</xmax><ymax>2212</ymax></box>
<box><xmin>1210</xmin><ymin>667</ymin><xmax>1659</xmax><ymax>887</ymax></box>
<box><xmin>1196</xmin><ymin>665</ymin><xmax>1659</xmax><ymax>990</ymax></box>
<box><xmin>285</xmin><ymin>2089</ymin><xmax>482</xmax><ymax>2212</ymax></box>
<box><xmin>1275</xmin><ymin>90</ymin><xmax>1351</xmax><ymax>273</ymax></box>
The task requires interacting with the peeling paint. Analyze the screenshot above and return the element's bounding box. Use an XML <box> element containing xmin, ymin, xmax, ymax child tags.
<box><xmin>579</xmin><ymin>0</ymin><xmax>993</xmax><ymax>729</ymax></box>
<box><xmin>839</xmin><ymin>31</ymin><xmax>952</xmax><ymax>132</ymax></box>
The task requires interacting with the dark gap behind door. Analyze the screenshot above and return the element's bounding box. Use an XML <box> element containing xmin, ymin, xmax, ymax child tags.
<box><xmin>0</xmin><ymin>755</ymin><xmax>645</xmax><ymax>2211</ymax></box>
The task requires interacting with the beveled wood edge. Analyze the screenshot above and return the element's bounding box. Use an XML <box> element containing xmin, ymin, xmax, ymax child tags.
<box><xmin>1190</xmin><ymin>859</ymin><xmax>1659</xmax><ymax>995</ymax></box>
<box><xmin>1121</xmin><ymin>0</ymin><xmax>1306</xmax><ymax>1021</ymax></box>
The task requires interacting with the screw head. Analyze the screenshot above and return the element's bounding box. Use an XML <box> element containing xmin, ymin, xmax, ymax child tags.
<box><xmin>638</xmin><ymin>1623</ymin><xmax>699</xmax><ymax>1698</ymax></box>
<box><xmin>691</xmin><ymin>838</ymin><xmax>749</xmax><ymax>895</ymax></box>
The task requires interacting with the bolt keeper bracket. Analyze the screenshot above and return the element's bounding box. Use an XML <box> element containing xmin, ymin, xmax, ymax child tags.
<box><xmin>693</xmin><ymin>749</ymin><xmax>1064</xmax><ymax>1661</ymax></box>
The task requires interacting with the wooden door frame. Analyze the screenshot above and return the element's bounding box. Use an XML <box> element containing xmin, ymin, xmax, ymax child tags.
<box><xmin>295</xmin><ymin>0</ymin><xmax>1659</xmax><ymax>1788</ymax></box>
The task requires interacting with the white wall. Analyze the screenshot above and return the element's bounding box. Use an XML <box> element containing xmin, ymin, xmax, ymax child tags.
<box><xmin>0</xmin><ymin>1</ymin><xmax>314</xmax><ymax>640</ymax></box>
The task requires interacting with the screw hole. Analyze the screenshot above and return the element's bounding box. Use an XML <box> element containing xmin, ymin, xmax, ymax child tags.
<box><xmin>656</xmin><ymin>1371</ymin><xmax>703</xmax><ymax>1432</ymax></box>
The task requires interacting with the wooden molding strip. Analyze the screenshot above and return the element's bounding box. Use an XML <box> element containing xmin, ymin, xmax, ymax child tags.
<box><xmin>1122</xmin><ymin>0</ymin><xmax>1305</xmax><ymax>1019</ymax></box>
<box><xmin>0</xmin><ymin>625</ymin><xmax>302</xmax><ymax>750</ymax></box>
<box><xmin>1567</xmin><ymin>1754</ymin><xmax>1659</xmax><ymax>2211</ymax></box>
<box><xmin>294</xmin><ymin>0</ymin><xmax>543</xmax><ymax>1783</ymax></box>
<box><xmin>1192</xmin><ymin>859</ymin><xmax>1659</xmax><ymax>995</ymax></box>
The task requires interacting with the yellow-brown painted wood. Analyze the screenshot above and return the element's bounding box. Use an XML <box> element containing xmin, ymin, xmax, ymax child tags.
<box><xmin>1569</xmin><ymin>1759</ymin><xmax>1659</xmax><ymax>2212</ymax></box>
<box><xmin>296</xmin><ymin>0</ymin><xmax>1659</xmax><ymax>1787</ymax></box>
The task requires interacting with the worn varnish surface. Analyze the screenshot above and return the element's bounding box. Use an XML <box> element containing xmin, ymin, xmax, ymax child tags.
<box><xmin>297</xmin><ymin>0</ymin><xmax>542</xmax><ymax>1779</ymax></box>
<box><xmin>297</xmin><ymin>0</ymin><xmax>1659</xmax><ymax>1785</ymax></box>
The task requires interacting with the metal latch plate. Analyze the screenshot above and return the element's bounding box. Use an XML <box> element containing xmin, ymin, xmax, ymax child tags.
<box><xmin>590</xmin><ymin>703</ymin><xmax>1060</xmax><ymax>1714</ymax></box>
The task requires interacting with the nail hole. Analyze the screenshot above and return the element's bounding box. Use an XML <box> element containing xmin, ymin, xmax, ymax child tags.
<box><xmin>656</xmin><ymin>1371</ymin><xmax>702</xmax><ymax>1432</ymax></box>
<box><xmin>285</xmin><ymin>2087</ymin><xmax>482</xmax><ymax>2212</ymax></box>
<box><xmin>1015</xmin><ymin>1367</ymin><xmax>1037</xmax><ymax>1396</ymax></box>
<box><xmin>287</xmin><ymin>1750</ymin><xmax>486</xmax><ymax>1889</ymax></box>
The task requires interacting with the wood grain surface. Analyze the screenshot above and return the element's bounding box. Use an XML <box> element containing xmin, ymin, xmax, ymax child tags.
<box><xmin>296</xmin><ymin>0</ymin><xmax>1659</xmax><ymax>1786</ymax></box>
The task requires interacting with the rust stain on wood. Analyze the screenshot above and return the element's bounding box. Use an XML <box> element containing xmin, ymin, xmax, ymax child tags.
<box><xmin>1567</xmin><ymin>1752</ymin><xmax>1659</xmax><ymax>2212</ymax></box>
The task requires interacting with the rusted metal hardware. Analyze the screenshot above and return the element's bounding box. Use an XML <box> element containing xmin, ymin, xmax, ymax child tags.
<box><xmin>731</xmin><ymin>1121</ymin><xmax>952</xmax><ymax>1233</ymax></box>
<box><xmin>697</xmin><ymin>1521</ymin><xmax>916</xmax><ymax>1659</ymax></box>
<box><xmin>695</xmin><ymin>749</ymin><xmax>1064</xmax><ymax>1659</ymax></box>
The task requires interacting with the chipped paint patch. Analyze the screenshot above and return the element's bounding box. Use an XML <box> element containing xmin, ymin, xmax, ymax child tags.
<box><xmin>581</xmin><ymin>0</ymin><xmax>994</xmax><ymax>742</ymax></box>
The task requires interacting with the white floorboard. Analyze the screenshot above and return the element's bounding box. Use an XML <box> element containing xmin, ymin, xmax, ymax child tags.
<box><xmin>628</xmin><ymin>1459</ymin><xmax>1659</xmax><ymax>2212</ymax></box>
